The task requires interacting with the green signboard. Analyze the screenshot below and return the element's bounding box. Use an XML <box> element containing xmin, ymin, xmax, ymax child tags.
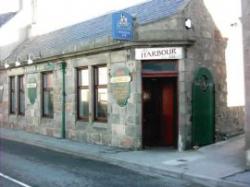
<box><xmin>110</xmin><ymin>67</ymin><xmax>131</xmax><ymax>107</ymax></box>
<box><xmin>27</xmin><ymin>78</ymin><xmax>37</xmax><ymax>104</ymax></box>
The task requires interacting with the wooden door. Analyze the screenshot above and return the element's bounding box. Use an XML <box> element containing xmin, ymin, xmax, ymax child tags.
<box><xmin>161</xmin><ymin>81</ymin><xmax>175</xmax><ymax>146</ymax></box>
<box><xmin>143</xmin><ymin>78</ymin><xmax>176</xmax><ymax>147</ymax></box>
<box><xmin>192</xmin><ymin>68</ymin><xmax>215</xmax><ymax>146</ymax></box>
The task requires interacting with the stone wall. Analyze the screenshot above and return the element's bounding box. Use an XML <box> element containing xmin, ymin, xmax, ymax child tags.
<box><xmin>0</xmin><ymin>63</ymin><xmax>62</xmax><ymax>137</ymax></box>
<box><xmin>0</xmin><ymin>0</ymin><xmax>245</xmax><ymax>150</ymax></box>
<box><xmin>242</xmin><ymin>0</ymin><xmax>250</xmax><ymax>167</ymax></box>
<box><xmin>182</xmin><ymin>0</ymin><xmax>244</xmax><ymax>147</ymax></box>
<box><xmin>64</xmin><ymin>50</ymin><xmax>141</xmax><ymax>149</ymax></box>
<box><xmin>0</xmin><ymin>49</ymin><xmax>141</xmax><ymax>149</ymax></box>
<box><xmin>0</xmin><ymin>70</ymin><xmax>8</xmax><ymax>126</ymax></box>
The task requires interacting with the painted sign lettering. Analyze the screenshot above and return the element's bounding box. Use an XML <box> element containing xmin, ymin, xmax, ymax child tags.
<box><xmin>135</xmin><ymin>47</ymin><xmax>184</xmax><ymax>60</ymax></box>
<box><xmin>27</xmin><ymin>77</ymin><xmax>37</xmax><ymax>104</ymax></box>
<box><xmin>111</xmin><ymin>67</ymin><xmax>131</xmax><ymax>107</ymax></box>
<box><xmin>112</xmin><ymin>11</ymin><xmax>134</xmax><ymax>41</ymax></box>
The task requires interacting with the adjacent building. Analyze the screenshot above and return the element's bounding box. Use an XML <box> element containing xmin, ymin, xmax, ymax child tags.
<box><xmin>0</xmin><ymin>0</ymin><xmax>244</xmax><ymax>150</ymax></box>
<box><xmin>242</xmin><ymin>0</ymin><xmax>250</xmax><ymax>167</ymax></box>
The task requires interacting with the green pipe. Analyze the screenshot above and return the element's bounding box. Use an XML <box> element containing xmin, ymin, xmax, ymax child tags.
<box><xmin>61</xmin><ymin>62</ymin><xmax>66</xmax><ymax>138</ymax></box>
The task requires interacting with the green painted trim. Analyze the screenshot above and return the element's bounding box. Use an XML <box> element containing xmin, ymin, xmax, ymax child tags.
<box><xmin>61</xmin><ymin>62</ymin><xmax>67</xmax><ymax>138</ymax></box>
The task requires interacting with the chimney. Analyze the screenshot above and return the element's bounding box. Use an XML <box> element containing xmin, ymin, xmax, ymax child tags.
<box><xmin>18</xmin><ymin>0</ymin><xmax>23</xmax><ymax>12</ymax></box>
<box><xmin>31</xmin><ymin>0</ymin><xmax>37</xmax><ymax>24</ymax></box>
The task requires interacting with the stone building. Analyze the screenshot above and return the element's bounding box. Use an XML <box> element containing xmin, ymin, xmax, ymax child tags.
<box><xmin>0</xmin><ymin>0</ymin><xmax>244</xmax><ymax>150</ymax></box>
<box><xmin>242</xmin><ymin>0</ymin><xmax>250</xmax><ymax>167</ymax></box>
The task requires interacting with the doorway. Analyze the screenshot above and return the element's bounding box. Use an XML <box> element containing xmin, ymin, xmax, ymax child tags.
<box><xmin>142</xmin><ymin>77</ymin><xmax>177</xmax><ymax>148</ymax></box>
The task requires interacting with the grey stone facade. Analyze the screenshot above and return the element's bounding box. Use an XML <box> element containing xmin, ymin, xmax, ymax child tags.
<box><xmin>242</xmin><ymin>0</ymin><xmax>250</xmax><ymax>167</ymax></box>
<box><xmin>0</xmin><ymin>0</ymin><xmax>244</xmax><ymax>150</ymax></box>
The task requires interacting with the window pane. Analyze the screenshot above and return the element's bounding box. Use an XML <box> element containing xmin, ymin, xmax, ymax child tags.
<box><xmin>19</xmin><ymin>76</ymin><xmax>24</xmax><ymax>90</ymax></box>
<box><xmin>79</xmin><ymin>69</ymin><xmax>89</xmax><ymax>86</ymax></box>
<box><xmin>11</xmin><ymin>92</ymin><xmax>15</xmax><ymax>113</ymax></box>
<box><xmin>19</xmin><ymin>92</ymin><xmax>25</xmax><ymax>114</ymax></box>
<box><xmin>44</xmin><ymin>73</ymin><xmax>53</xmax><ymax>88</ymax></box>
<box><xmin>143</xmin><ymin>62</ymin><xmax>177</xmax><ymax>72</ymax></box>
<box><xmin>98</xmin><ymin>67</ymin><xmax>107</xmax><ymax>85</ymax></box>
<box><xmin>78</xmin><ymin>89</ymin><xmax>89</xmax><ymax>118</ymax></box>
<box><xmin>96</xmin><ymin>88</ymin><xmax>107</xmax><ymax>119</ymax></box>
<box><xmin>10</xmin><ymin>77</ymin><xmax>15</xmax><ymax>113</ymax></box>
<box><xmin>11</xmin><ymin>77</ymin><xmax>15</xmax><ymax>90</ymax></box>
<box><xmin>43</xmin><ymin>91</ymin><xmax>53</xmax><ymax>116</ymax></box>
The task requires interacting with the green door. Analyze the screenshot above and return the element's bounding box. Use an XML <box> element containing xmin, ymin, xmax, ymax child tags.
<box><xmin>192</xmin><ymin>67</ymin><xmax>215</xmax><ymax>146</ymax></box>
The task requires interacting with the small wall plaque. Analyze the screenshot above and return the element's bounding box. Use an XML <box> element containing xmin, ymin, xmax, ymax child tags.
<box><xmin>27</xmin><ymin>78</ymin><xmax>37</xmax><ymax>104</ymax></box>
<box><xmin>111</xmin><ymin>67</ymin><xmax>131</xmax><ymax>107</ymax></box>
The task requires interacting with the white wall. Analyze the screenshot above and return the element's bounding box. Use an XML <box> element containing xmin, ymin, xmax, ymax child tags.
<box><xmin>204</xmin><ymin>0</ymin><xmax>244</xmax><ymax>107</ymax></box>
<box><xmin>0</xmin><ymin>0</ymin><xmax>33</xmax><ymax>61</ymax></box>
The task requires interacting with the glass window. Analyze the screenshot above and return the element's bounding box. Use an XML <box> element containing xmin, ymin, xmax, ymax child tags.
<box><xmin>10</xmin><ymin>76</ymin><xmax>15</xmax><ymax>114</ymax></box>
<box><xmin>18</xmin><ymin>75</ymin><xmax>25</xmax><ymax>115</ymax></box>
<box><xmin>94</xmin><ymin>66</ymin><xmax>108</xmax><ymax>121</ymax></box>
<box><xmin>42</xmin><ymin>72</ymin><xmax>53</xmax><ymax>118</ymax></box>
<box><xmin>142</xmin><ymin>61</ymin><xmax>177</xmax><ymax>72</ymax></box>
<box><xmin>77</xmin><ymin>68</ymin><xmax>89</xmax><ymax>120</ymax></box>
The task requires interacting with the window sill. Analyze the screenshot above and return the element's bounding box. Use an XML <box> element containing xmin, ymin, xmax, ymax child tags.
<box><xmin>93</xmin><ymin>122</ymin><xmax>108</xmax><ymax>129</ymax></box>
<box><xmin>76</xmin><ymin>120</ymin><xmax>89</xmax><ymax>127</ymax></box>
<box><xmin>42</xmin><ymin>116</ymin><xmax>53</xmax><ymax>119</ymax></box>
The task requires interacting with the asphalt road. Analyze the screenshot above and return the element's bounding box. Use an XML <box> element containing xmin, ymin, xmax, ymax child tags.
<box><xmin>0</xmin><ymin>138</ymin><xmax>204</xmax><ymax>187</ymax></box>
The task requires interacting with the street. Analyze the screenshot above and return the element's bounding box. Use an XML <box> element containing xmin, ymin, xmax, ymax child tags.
<box><xmin>0</xmin><ymin>138</ymin><xmax>204</xmax><ymax>187</ymax></box>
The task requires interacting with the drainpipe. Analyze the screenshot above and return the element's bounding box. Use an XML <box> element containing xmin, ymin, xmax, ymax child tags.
<box><xmin>61</xmin><ymin>62</ymin><xmax>67</xmax><ymax>139</ymax></box>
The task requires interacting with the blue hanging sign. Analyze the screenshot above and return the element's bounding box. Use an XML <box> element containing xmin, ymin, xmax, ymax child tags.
<box><xmin>112</xmin><ymin>11</ymin><xmax>134</xmax><ymax>41</ymax></box>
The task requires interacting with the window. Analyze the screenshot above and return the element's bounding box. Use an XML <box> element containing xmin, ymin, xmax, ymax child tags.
<box><xmin>94</xmin><ymin>66</ymin><xmax>108</xmax><ymax>121</ymax></box>
<box><xmin>18</xmin><ymin>75</ymin><xmax>25</xmax><ymax>115</ymax></box>
<box><xmin>42</xmin><ymin>72</ymin><xmax>53</xmax><ymax>118</ymax></box>
<box><xmin>77</xmin><ymin>68</ymin><xmax>89</xmax><ymax>120</ymax></box>
<box><xmin>9</xmin><ymin>76</ymin><xmax>15</xmax><ymax>114</ymax></box>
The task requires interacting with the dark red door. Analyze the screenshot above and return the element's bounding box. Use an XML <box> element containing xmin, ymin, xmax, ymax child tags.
<box><xmin>143</xmin><ymin>78</ymin><xmax>177</xmax><ymax>147</ymax></box>
<box><xmin>161</xmin><ymin>81</ymin><xmax>175</xmax><ymax>146</ymax></box>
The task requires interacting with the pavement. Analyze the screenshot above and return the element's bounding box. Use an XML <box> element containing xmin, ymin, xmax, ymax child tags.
<box><xmin>0</xmin><ymin>127</ymin><xmax>249</xmax><ymax>187</ymax></box>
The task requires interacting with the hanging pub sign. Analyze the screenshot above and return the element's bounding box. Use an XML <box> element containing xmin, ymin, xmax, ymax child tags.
<box><xmin>27</xmin><ymin>78</ymin><xmax>37</xmax><ymax>104</ymax></box>
<box><xmin>0</xmin><ymin>85</ymin><xmax>4</xmax><ymax>102</ymax></box>
<box><xmin>112</xmin><ymin>11</ymin><xmax>134</xmax><ymax>41</ymax></box>
<box><xmin>135</xmin><ymin>47</ymin><xmax>184</xmax><ymax>60</ymax></box>
<box><xmin>110</xmin><ymin>67</ymin><xmax>132</xmax><ymax>107</ymax></box>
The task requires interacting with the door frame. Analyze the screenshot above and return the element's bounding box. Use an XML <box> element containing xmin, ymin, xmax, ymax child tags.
<box><xmin>141</xmin><ymin>61</ymin><xmax>179</xmax><ymax>149</ymax></box>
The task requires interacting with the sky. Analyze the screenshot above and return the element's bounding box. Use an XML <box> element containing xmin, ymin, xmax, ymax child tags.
<box><xmin>0</xmin><ymin>0</ymin><xmax>245</xmax><ymax>106</ymax></box>
<box><xmin>0</xmin><ymin>0</ymin><xmax>146</xmax><ymax>34</ymax></box>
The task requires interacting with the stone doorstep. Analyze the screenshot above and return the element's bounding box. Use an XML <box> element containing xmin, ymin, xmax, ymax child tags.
<box><xmin>0</xmin><ymin>130</ymin><xmax>248</xmax><ymax>187</ymax></box>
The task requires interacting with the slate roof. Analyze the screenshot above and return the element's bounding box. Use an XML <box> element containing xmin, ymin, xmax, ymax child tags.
<box><xmin>5</xmin><ymin>0</ymin><xmax>188</xmax><ymax>62</ymax></box>
<box><xmin>0</xmin><ymin>12</ymin><xmax>16</xmax><ymax>28</ymax></box>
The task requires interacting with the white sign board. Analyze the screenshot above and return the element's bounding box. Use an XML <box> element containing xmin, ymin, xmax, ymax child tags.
<box><xmin>27</xmin><ymin>83</ymin><xmax>37</xmax><ymax>88</ymax></box>
<box><xmin>135</xmin><ymin>47</ymin><xmax>184</xmax><ymax>60</ymax></box>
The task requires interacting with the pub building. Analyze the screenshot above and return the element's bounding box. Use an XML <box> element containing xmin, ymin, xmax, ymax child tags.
<box><xmin>0</xmin><ymin>0</ymin><xmax>244</xmax><ymax>151</ymax></box>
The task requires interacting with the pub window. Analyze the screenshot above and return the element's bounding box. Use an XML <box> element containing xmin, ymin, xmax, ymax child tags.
<box><xmin>9</xmin><ymin>76</ymin><xmax>15</xmax><ymax>114</ymax></box>
<box><xmin>77</xmin><ymin>68</ymin><xmax>89</xmax><ymax>120</ymax></box>
<box><xmin>94</xmin><ymin>65</ymin><xmax>108</xmax><ymax>122</ymax></box>
<box><xmin>42</xmin><ymin>72</ymin><xmax>53</xmax><ymax>118</ymax></box>
<box><xmin>18</xmin><ymin>75</ymin><xmax>25</xmax><ymax>115</ymax></box>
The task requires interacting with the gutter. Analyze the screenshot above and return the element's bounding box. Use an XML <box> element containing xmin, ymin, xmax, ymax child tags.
<box><xmin>1</xmin><ymin>39</ymin><xmax>195</xmax><ymax>70</ymax></box>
